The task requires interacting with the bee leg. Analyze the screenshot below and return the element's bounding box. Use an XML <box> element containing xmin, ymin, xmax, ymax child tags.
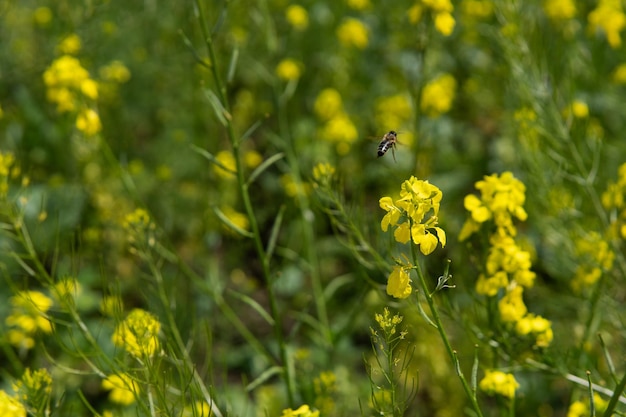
<box><xmin>391</xmin><ymin>145</ymin><xmax>397</xmax><ymax>163</ymax></box>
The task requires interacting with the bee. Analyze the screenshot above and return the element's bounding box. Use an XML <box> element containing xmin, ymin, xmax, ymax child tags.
<box><xmin>377</xmin><ymin>130</ymin><xmax>398</xmax><ymax>161</ymax></box>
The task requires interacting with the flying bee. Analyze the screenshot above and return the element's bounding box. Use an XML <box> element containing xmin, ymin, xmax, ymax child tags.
<box><xmin>377</xmin><ymin>130</ymin><xmax>398</xmax><ymax>162</ymax></box>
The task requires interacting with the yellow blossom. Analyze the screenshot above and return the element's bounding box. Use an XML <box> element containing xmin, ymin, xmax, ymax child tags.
<box><xmin>220</xmin><ymin>206</ymin><xmax>250</xmax><ymax>235</ymax></box>
<box><xmin>375</xmin><ymin>94</ymin><xmax>412</xmax><ymax>131</ymax></box>
<box><xmin>0</xmin><ymin>151</ymin><xmax>16</xmax><ymax>198</ymax></box>
<box><xmin>515</xmin><ymin>314</ymin><xmax>553</xmax><ymax>347</ymax></box>
<box><xmin>386</xmin><ymin>266</ymin><xmax>413</xmax><ymax>299</ymax></box>
<box><xmin>12</xmin><ymin>368</ymin><xmax>52</xmax><ymax>409</ymax></box>
<box><xmin>112</xmin><ymin>308</ymin><xmax>161</xmax><ymax>358</ymax></box>
<box><xmin>336</xmin><ymin>18</ymin><xmax>369</xmax><ymax>49</ymax></box>
<box><xmin>99</xmin><ymin>61</ymin><xmax>132</xmax><ymax>83</ymax></box>
<box><xmin>100</xmin><ymin>295</ymin><xmax>124</xmax><ymax>317</ymax></box>
<box><xmin>281</xmin><ymin>173</ymin><xmax>312</xmax><ymax>199</ymax></box>
<box><xmin>213</xmin><ymin>150</ymin><xmax>236</xmax><ymax>179</ymax></box>
<box><xmin>319</xmin><ymin>113</ymin><xmax>359</xmax><ymax>155</ymax></box>
<box><xmin>479</xmin><ymin>370</ymin><xmax>519</xmax><ymax>399</ymax></box>
<box><xmin>276</xmin><ymin>59</ymin><xmax>302</xmax><ymax>81</ymax></box>
<box><xmin>80</xmin><ymin>78</ymin><xmax>99</xmax><ymax>100</ymax></box>
<box><xmin>286</xmin><ymin>5</ymin><xmax>309</xmax><ymax>31</ymax></box>
<box><xmin>76</xmin><ymin>108</ymin><xmax>102</xmax><ymax>136</ymax></box>
<box><xmin>544</xmin><ymin>0</ymin><xmax>577</xmax><ymax>20</ymax></box>
<box><xmin>347</xmin><ymin>0</ymin><xmax>371</xmax><ymax>10</ymax></box>
<box><xmin>33</xmin><ymin>7</ymin><xmax>52</xmax><ymax>27</ymax></box>
<box><xmin>563</xmin><ymin>99</ymin><xmax>589</xmax><ymax>119</ymax></box>
<box><xmin>462</xmin><ymin>0</ymin><xmax>494</xmax><ymax>18</ymax></box>
<box><xmin>312</xmin><ymin>162</ymin><xmax>336</xmax><ymax>186</ymax></box>
<box><xmin>57</xmin><ymin>34</ymin><xmax>82</xmax><ymax>55</ymax></box>
<box><xmin>244</xmin><ymin>150</ymin><xmax>263</xmax><ymax>169</ymax></box>
<box><xmin>102</xmin><ymin>374</ymin><xmax>140</xmax><ymax>406</ymax></box>
<box><xmin>613</xmin><ymin>63</ymin><xmax>626</xmax><ymax>83</ymax></box>
<box><xmin>475</xmin><ymin>271</ymin><xmax>508</xmax><ymax>296</ymax></box>
<box><xmin>5</xmin><ymin>291</ymin><xmax>53</xmax><ymax>348</ymax></box>
<box><xmin>407</xmin><ymin>4</ymin><xmax>424</xmax><ymax>24</ymax></box>
<box><xmin>281</xmin><ymin>404</ymin><xmax>319</xmax><ymax>417</ymax></box>
<box><xmin>314</xmin><ymin>89</ymin><xmax>343</xmax><ymax>121</ymax></box>
<box><xmin>0</xmin><ymin>390</ymin><xmax>26</xmax><ymax>417</ymax></box>
<box><xmin>182</xmin><ymin>401</ymin><xmax>213</xmax><ymax>417</ymax></box>
<box><xmin>498</xmin><ymin>286</ymin><xmax>527</xmax><ymax>322</ymax></box>
<box><xmin>588</xmin><ymin>0</ymin><xmax>626</xmax><ymax>48</ymax></box>
<box><xmin>434</xmin><ymin>12</ymin><xmax>455</xmax><ymax>36</ymax></box>
<box><xmin>420</xmin><ymin>73</ymin><xmax>457</xmax><ymax>117</ymax></box>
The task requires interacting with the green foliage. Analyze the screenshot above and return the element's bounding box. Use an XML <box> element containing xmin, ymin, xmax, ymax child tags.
<box><xmin>1</xmin><ymin>0</ymin><xmax>626</xmax><ymax>416</ymax></box>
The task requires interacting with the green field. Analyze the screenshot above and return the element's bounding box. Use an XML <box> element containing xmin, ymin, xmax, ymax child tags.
<box><xmin>1</xmin><ymin>0</ymin><xmax>626</xmax><ymax>416</ymax></box>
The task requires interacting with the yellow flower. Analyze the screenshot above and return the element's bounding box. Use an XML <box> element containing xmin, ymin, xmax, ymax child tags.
<box><xmin>319</xmin><ymin>113</ymin><xmax>359</xmax><ymax>155</ymax></box>
<box><xmin>498</xmin><ymin>286</ymin><xmax>527</xmax><ymax>322</ymax></box>
<box><xmin>33</xmin><ymin>7</ymin><xmax>52</xmax><ymax>27</ymax></box>
<box><xmin>588</xmin><ymin>0</ymin><xmax>626</xmax><ymax>48</ymax></box>
<box><xmin>100</xmin><ymin>295</ymin><xmax>124</xmax><ymax>317</ymax></box>
<box><xmin>43</xmin><ymin>55</ymin><xmax>94</xmax><ymax>113</ymax></box>
<box><xmin>0</xmin><ymin>390</ymin><xmax>26</xmax><ymax>417</ymax></box>
<box><xmin>347</xmin><ymin>0</ymin><xmax>371</xmax><ymax>10</ymax></box>
<box><xmin>281</xmin><ymin>404</ymin><xmax>319</xmax><ymax>417</ymax></box>
<box><xmin>336</xmin><ymin>18</ymin><xmax>369</xmax><ymax>49</ymax></box>
<box><xmin>112</xmin><ymin>309</ymin><xmax>161</xmax><ymax>358</ymax></box>
<box><xmin>407</xmin><ymin>4</ymin><xmax>424</xmax><ymax>24</ymax></box>
<box><xmin>374</xmin><ymin>307</ymin><xmax>404</xmax><ymax>333</ymax></box>
<box><xmin>99</xmin><ymin>60</ymin><xmax>132</xmax><ymax>83</ymax></box>
<box><xmin>312</xmin><ymin>162</ymin><xmax>336</xmax><ymax>187</ymax></box>
<box><xmin>420</xmin><ymin>73</ymin><xmax>457</xmax><ymax>117</ymax></box>
<box><xmin>244</xmin><ymin>150</ymin><xmax>263</xmax><ymax>169</ymax></box>
<box><xmin>479</xmin><ymin>370</ymin><xmax>519</xmax><ymax>399</ymax></box>
<box><xmin>102</xmin><ymin>374</ymin><xmax>140</xmax><ymax>406</ymax></box>
<box><xmin>182</xmin><ymin>401</ymin><xmax>213</xmax><ymax>417</ymax></box>
<box><xmin>57</xmin><ymin>34</ymin><xmax>82</xmax><ymax>55</ymax></box>
<box><xmin>544</xmin><ymin>0</ymin><xmax>577</xmax><ymax>20</ymax></box>
<box><xmin>276</xmin><ymin>59</ymin><xmax>302</xmax><ymax>81</ymax></box>
<box><xmin>221</xmin><ymin>206</ymin><xmax>250</xmax><ymax>235</ymax></box>
<box><xmin>375</xmin><ymin>94</ymin><xmax>412</xmax><ymax>131</ymax></box>
<box><xmin>76</xmin><ymin>108</ymin><xmax>102</xmax><ymax>136</ymax></box>
<box><xmin>386</xmin><ymin>266</ymin><xmax>413</xmax><ymax>299</ymax></box>
<box><xmin>434</xmin><ymin>12</ymin><xmax>455</xmax><ymax>36</ymax></box>
<box><xmin>476</xmin><ymin>271</ymin><xmax>508</xmax><ymax>296</ymax></box>
<box><xmin>515</xmin><ymin>314</ymin><xmax>553</xmax><ymax>347</ymax></box>
<box><xmin>80</xmin><ymin>78</ymin><xmax>99</xmax><ymax>100</ymax></box>
<box><xmin>213</xmin><ymin>150</ymin><xmax>236</xmax><ymax>179</ymax></box>
<box><xmin>5</xmin><ymin>291</ymin><xmax>54</xmax><ymax>347</ymax></box>
<box><xmin>314</xmin><ymin>89</ymin><xmax>343</xmax><ymax>121</ymax></box>
<box><xmin>563</xmin><ymin>99</ymin><xmax>589</xmax><ymax>119</ymax></box>
<box><xmin>286</xmin><ymin>5</ymin><xmax>309</xmax><ymax>31</ymax></box>
<box><xmin>461</xmin><ymin>0</ymin><xmax>494</xmax><ymax>18</ymax></box>
<box><xmin>613</xmin><ymin>63</ymin><xmax>626</xmax><ymax>83</ymax></box>
<box><xmin>12</xmin><ymin>368</ymin><xmax>52</xmax><ymax>410</ymax></box>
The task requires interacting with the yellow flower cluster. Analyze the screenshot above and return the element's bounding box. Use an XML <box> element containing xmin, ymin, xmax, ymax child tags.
<box><xmin>286</xmin><ymin>5</ymin><xmax>309</xmax><ymax>31</ymax></box>
<box><xmin>380</xmin><ymin>176</ymin><xmax>446</xmax><ymax>255</ymax></box>
<box><xmin>336</xmin><ymin>18</ymin><xmax>369</xmax><ymax>49</ymax></box>
<box><xmin>312</xmin><ymin>162</ymin><xmax>336</xmax><ymax>186</ymax></box>
<box><xmin>588</xmin><ymin>0</ymin><xmax>626</xmax><ymax>48</ymax></box>
<box><xmin>313</xmin><ymin>371</ymin><xmax>337</xmax><ymax>415</ymax></box>
<box><xmin>5</xmin><ymin>291</ymin><xmax>53</xmax><ymax>351</ymax></box>
<box><xmin>374</xmin><ymin>307</ymin><xmax>404</xmax><ymax>335</ymax></box>
<box><xmin>567</xmin><ymin>394</ymin><xmax>607</xmax><ymax>417</ymax></box>
<box><xmin>0</xmin><ymin>151</ymin><xmax>17</xmax><ymax>198</ymax></box>
<box><xmin>544</xmin><ymin>0</ymin><xmax>577</xmax><ymax>20</ymax></box>
<box><xmin>12</xmin><ymin>368</ymin><xmax>52</xmax><ymax>412</ymax></box>
<box><xmin>112</xmin><ymin>308</ymin><xmax>161</xmax><ymax>358</ymax></box>
<box><xmin>374</xmin><ymin>94</ymin><xmax>413</xmax><ymax>134</ymax></box>
<box><xmin>571</xmin><ymin>231</ymin><xmax>614</xmax><ymax>293</ymax></box>
<box><xmin>0</xmin><ymin>390</ymin><xmax>25</xmax><ymax>417</ymax></box>
<box><xmin>122</xmin><ymin>208</ymin><xmax>156</xmax><ymax>248</ymax></box>
<box><xmin>281</xmin><ymin>404</ymin><xmax>319</xmax><ymax>417</ymax></box>
<box><xmin>479</xmin><ymin>370</ymin><xmax>519</xmax><ymax>399</ymax></box>
<box><xmin>408</xmin><ymin>0</ymin><xmax>456</xmax><ymax>36</ymax></box>
<box><xmin>102</xmin><ymin>373</ymin><xmax>140</xmax><ymax>405</ymax></box>
<box><xmin>420</xmin><ymin>73</ymin><xmax>457</xmax><ymax>118</ymax></box>
<box><xmin>276</xmin><ymin>58</ymin><xmax>303</xmax><ymax>81</ymax></box>
<box><xmin>602</xmin><ymin>162</ymin><xmax>626</xmax><ymax>239</ymax></box>
<box><xmin>314</xmin><ymin>89</ymin><xmax>358</xmax><ymax>155</ymax></box>
<box><xmin>514</xmin><ymin>106</ymin><xmax>540</xmax><ymax>149</ymax></box>
<box><xmin>461</xmin><ymin>172</ymin><xmax>553</xmax><ymax>347</ymax></box>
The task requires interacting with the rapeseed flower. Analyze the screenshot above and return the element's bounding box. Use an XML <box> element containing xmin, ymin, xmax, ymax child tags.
<box><xmin>347</xmin><ymin>0</ymin><xmax>371</xmax><ymax>10</ymax></box>
<box><xmin>43</xmin><ymin>55</ymin><xmax>93</xmax><ymax>112</ymax></box>
<box><xmin>498</xmin><ymin>286</ymin><xmax>527</xmax><ymax>323</ymax></box>
<box><xmin>182</xmin><ymin>401</ymin><xmax>213</xmax><ymax>417</ymax></box>
<box><xmin>336</xmin><ymin>18</ymin><xmax>369</xmax><ymax>49</ymax></box>
<box><xmin>386</xmin><ymin>266</ymin><xmax>413</xmax><ymax>299</ymax></box>
<box><xmin>112</xmin><ymin>308</ymin><xmax>161</xmax><ymax>358</ymax></box>
<box><xmin>6</xmin><ymin>291</ymin><xmax>53</xmax><ymax>351</ymax></box>
<box><xmin>33</xmin><ymin>7</ymin><xmax>52</xmax><ymax>27</ymax></box>
<box><xmin>475</xmin><ymin>271</ymin><xmax>508</xmax><ymax>296</ymax></box>
<box><xmin>12</xmin><ymin>368</ymin><xmax>52</xmax><ymax>412</ymax></box>
<box><xmin>379</xmin><ymin>177</ymin><xmax>446</xmax><ymax>255</ymax></box>
<box><xmin>276</xmin><ymin>58</ymin><xmax>302</xmax><ymax>81</ymax></box>
<box><xmin>479</xmin><ymin>370</ymin><xmax>519</xmax><ymax>399</ymax></box>
<box><xmin>314</xmin><ymin>88</ymin><xmax>343</xmax><ymax>121</ymax></box>
<box><xmin>375</xmin><ymin>94</ymin><xmax>412</xmax><ymax>132</ymax></box>
<box><xmin>57</xmin><ymin>34</ymin><xmax>82</xmax><ymax>55</ymax></box>
<box><xmin>567</xmin><ymin>394</ymin><xmax>607</xmax><ymax>417</ymax></box>
<box><xmin>281</xmin><ymin>404</ymin><xmax>319</xmax><ymax>417</ymax></box>
<box><xmin>319</xmin><ymin>113</ymin><xmax>359</xmax><ymax>155</ymax></box>
<box><xmin>515</xmin><ymin>313</ymin><xmax>553</xmax><ymax>347</ymax></box>
<box><xmin>461</xmin><ymin>0</ymin><xmax>494</xmax><ymax>18</ymax></box>
<box><xmin>420</xmin><ymin>74</ymin><xmax>456</xmax><ymax>117</ymax></box>
<box><xmin>434</xmin><ymin>11</ymin><xmax>455</xmax><ymax>35</ymax></box>
<box><xmin>544</xmin><ymin>0</ymin><xmax>577</xmax><ymax>20</ymax></box>
<box><xmin>102</xmin><ymin>374</ymin><xmax>140</xmax><ymax>405</ymax></box>
<box><xmin>588</xmin><ymin>0</ymin><xmax>626</xmax><ymax>48</ymax></box>
<box><xmin>220</xmin><ymin>206</ymin><xmax>250</xmax><ymax>236</ymax></box>
<box><xmin>286</xmin><ymin>5</ymin><xmax>309</xmax><ymax>31</ymax></box>
<box><xmin>213</xmin><ymin>150</ymin><xmax>236</xmax><ymax>179</ymax></box>
<box><xmin>613</xmin><ymin>63</ymin><xmax>626</xmax><ymax>83</ymax></box>
<box><xmin>76</xmin><ymin>108</ymin><xmax>102</xmax><ymax>136</ymax></box>
<box><xmin>99</xmin><ymin>60</ymin><xmax>132</xmax><ymax>83</ymax></box>
<box><xmin>0</xmin><ymin>390</ymin><xmax>25</xmax><ymax>417</ymax></box>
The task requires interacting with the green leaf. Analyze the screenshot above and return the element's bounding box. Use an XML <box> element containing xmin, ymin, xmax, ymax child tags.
<box><xmin>213</xmin><ymin>206</ymin><xmax>253</xmax><ymax>238</ymax></box>
<box><xmin>204</xmin><ymin>89</ymin><xmax>231</xmax><ymax>126</ymax></box>
<box><xmin>266</xmin><ymin>204</ymin><xmax>285</xmax><ymax>260</ymax></box>
<box><xmin>190</xmin><ymin>144</ymin><xmax>236</xmax><ymax>175</ymax></box>
<box><xmin>246</xmin><ymin>152</ymin><xmax>284</xmax><ymax>186</ymax></box>
<box><xmin>227</xmin><ymin>289</ymin><xmax>274</xmax><ymax>326</ymax></box>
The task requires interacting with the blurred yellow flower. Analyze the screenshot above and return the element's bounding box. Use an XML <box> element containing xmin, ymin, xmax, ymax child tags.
<box><xmin>420</xmin><ymin>73</ymin><xmax>457</xmax><ymax>117</ymax></box>
<box><xmin>99</xmin><ymin>61</ymin><xmax>132</xmax><ymax>83</ymax></box>
<box><xmin>588</xmin><ymin>0</ymin><xmax>626</xmax><ymax>48</ymax></box>
<box><xmin>515</xmin><ymin>313</ymin><xmax>553</xmax><ymax>347</ymax></box>
<box><xmin>213</xmin><ymin>150</ymin><xmax>236</xmax><ymax>179</ymax></box>
<box><xmin>386</xmin><ymin>266</ymin><xmax>413</xmax><ymax>299</ymax></box>
<box><xmin>182</xmin><ymin>401</ymin><xmax>213</xmax><ymax>417</ymax></box>
<box><xmin>12</xmin><ymin>368</ymin><xmax>53</xmax><ymax>404</ymax></box>
<box><xmin>498</xmin><ymin>286</ymin><xmax>527</xmax><ymax>322</ymax></box>
<box><xmin>276</xmin><ymin>58</ymin><xmax>302</xmax><ymax>81</ymax></box>
<box><xmin>479</xmin><ymin>370</ymin><xmax>519</xmax><ymax>399</ymax></box>
<box><xmin>76</xmin><ymin>108</ymin><xmax>102</xmax><ymax>136</ymax></box>
<box><xmin>613</xmin><ymin>63</ymin><xmax>626</xmax><ymax>83</ymax></box>
<box><xmin>33</xmin><ymin>7</ymin><xmax>52</xmax><ymax>27</ymax></box>
<box><xmin>319</xmin><ymin>113</ymin><xmax>359</xmax><ymax>155</ymax></box>
<box><xmin>312</xmin><ymin>162</ymin><xmax>335</xmax><ymax>184</ymax></box>
<box><xmin>407</xmin><ymin>4</ymin><xmax>424</xmax><ymax>24</ymax></box>
<box><xmin>375</xmin><ymin>94</ymin><xmax>412</xmax><ymax>131</ymax></box>
<box><xmin>544</xmin><ymin>0</ymin><xmax>576</xmax><ymax>20</ymax></box>
<box><xmin>281</xmin><ymin>173</ymin><xmax>312</xmax><ymax>199</ymax></box>
<box><xmin>475</xmin><ymin>271</ymin><xmax>508</xmax><ymax>296</ymax></box>
<box><xmin>423</xmin><ymin>0</ymin><xmax>453</xmax><ymax>12</ymax></box>
<box><xmin>0</xmin><ymin>151</ymin><xmax>15</xmax><ymax>198</ymax></box>
<box><xmin>434</xmin><ymin>11</ymin><xmax>455</xmax><ymax>35</ymax></box>
<box><xmin>80</xmin><ymin>78</ymin><xmax>99</xmax><ymax>100</ymax></box>
<box><xmin>112</xmin><ymin>308</ymin><xmax>161</xmax><ymax>358</ymax></box>
<box><xmin>461</xmin><ymin>0</ymin><xmax>494</xmax><ymax>18</ymax></box>
<box><xmin>244</xmin><ymin>150</ymin><xmax>263</xmax><ymax>169</ymax></box>
<box><xmin>286</xmin><ymin>5</ymin><xmax>309</xmax><ymax>31</ymax></box>
<box><xmin>221</xmin><ymin>206</ymin><xmax>250</xmax><ymax>235</ymax></box>
<box><xmin>102</xmin><ymin>374</ymin><xmax>139</xmax><ymax>406</ymax></box>
<box><xmin>281</xmin><ymin>404</ymin><xmax>319</xmax><ymax>417</ymax></box>
<box><xmin>347</xmin><ymin>0</ymin><xmax>371</xmax><ymax>10</ymax></box>
<box><xmin>57</xmin><ymin>34</ymin><xmax>82</xmax><ymax>55</ymax></box>
<box><xmin>336</xmin><ymin>18</ymin><xmax>369</xmax><ymax>49</ymax></box>
<box><xmin>314</xmin><ymin>88</ymin><xmax>343</xmax><ymax>121</ymax></box>
<box><xmin>0</xmin><ymin>390</ymin><xmax>25</xmax><ymax>417</ymax></box>
<box><xmin>5</xmin><ymin>291</ymin><xmax>53</xmax><ymax>351</ymax></box>
<box><xmin>100</xmin><ymin>295</ymin><xmax>124</xmax><ymax>317</ymax></box>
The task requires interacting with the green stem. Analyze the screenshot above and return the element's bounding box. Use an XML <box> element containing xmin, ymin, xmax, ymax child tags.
<box><xmin>194</xmin><ymin>0</ymin><xmax>295</xmax><ymax>405</ymax></box>
<box><xmin>410</xmin><ymin>240</ymin><xmax>484</xmax><ymax>417</ymax></box>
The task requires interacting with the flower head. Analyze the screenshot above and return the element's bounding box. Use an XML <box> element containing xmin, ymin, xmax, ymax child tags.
<box><xmin>0</xmin><ymin>390</ymin><xmax>25</xmax><ymax>417</ymax></box>
<box><xmin>336</xmin><ymin>18</ymin><xmax>369</xmax><ymax>49</ymax></box>
<box><xmin>112</xmin><ymin>309</ymin><xmax>161</xmax><ymax>358</ymax></box>
<box><xmin>420</xmin><ymin>73</ymin><xmax>457</xmax><ymax>117</ymax></box>
<box><xmin>286</xmin><ymin>5</ymin><xmax>309</xmax><ymax>31</ymax></box>
<box><xmin>479</xmin><ymin>370</ymin><xmax>519</xmax><ymax>399</ymax></box>
<box><xmin>276</xmin><ymin>59</ymin><xmax>302</xmax><ymax>81</ymax></box>
<box><xmin>5</xmin><ymin>291</ymin><xmax>53</xmax><ymax>351</ymax></box>
<box><xmin>386</xmin><ymin>266</ymin><xmax>413</xmax><ymax>299</ymax></box>
<box><xmin>102</xmin><ymin>374</ymin><xmax>140</xmax><ymax>405</ymax></box>
<box><xmin>281</xmin><ymin>404</ymin><xmax>319</xmax><ymax>417</ymax></box>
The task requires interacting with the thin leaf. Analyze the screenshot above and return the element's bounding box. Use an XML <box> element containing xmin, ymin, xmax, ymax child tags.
<box><xmin>266</xmin><ymin>204</ymin><xmax>285</xmax><ymax>260</ymax></box>
<box><xmin>227</xmin><ymin>47</ymin><xmax>239</xmax><ymax>84</ymax></box>
<box><xmin>179</xmin><ymin>29</ymin><xmax>210</xmax><ymax>69</ymax></box>
<box><xmin>415</xmin><ymin>292</ymin><xmax>437</xmax><ymax>328</ymax></box>
<box><xmin>213</xmin><ymin>206</ymin><xmax>253</xmax><ymax>238</ymax></box>
<box><xmin>598</xmin><ymin>333</ymin><xmax>618</xmax><ymax>384</ymax></box>
<box><xmin>245</xmin><ymin>366</ymin><xmax>283</xmax><ymax>392</ymax></box>
<box><xmin>239</xmin><ymin>119</ymin><xmax>263</xmax><ymax>145</ymax></box>
<box><xmin>247</xmin><ymin>153</ymin><xmax>284</xmax><ymax>187</ymax></box>
<box><xmin>471</xmin><ymin>345</ymin><xmax>479</xmax><ymax>397</ymax></box>
<box><xmin>227</xmin><ymin>289</ymin><xmax>274</xmax><ymax>325</ymax></box>
<box><xmin>190</xmin><ymin>145</ymin><xmax>236</xmax><ymax>175</ymax></box>
<box><xmin>204</xmin><ymin>89</ymin><xmax>231</xmax><ymax>126</ymax></box>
